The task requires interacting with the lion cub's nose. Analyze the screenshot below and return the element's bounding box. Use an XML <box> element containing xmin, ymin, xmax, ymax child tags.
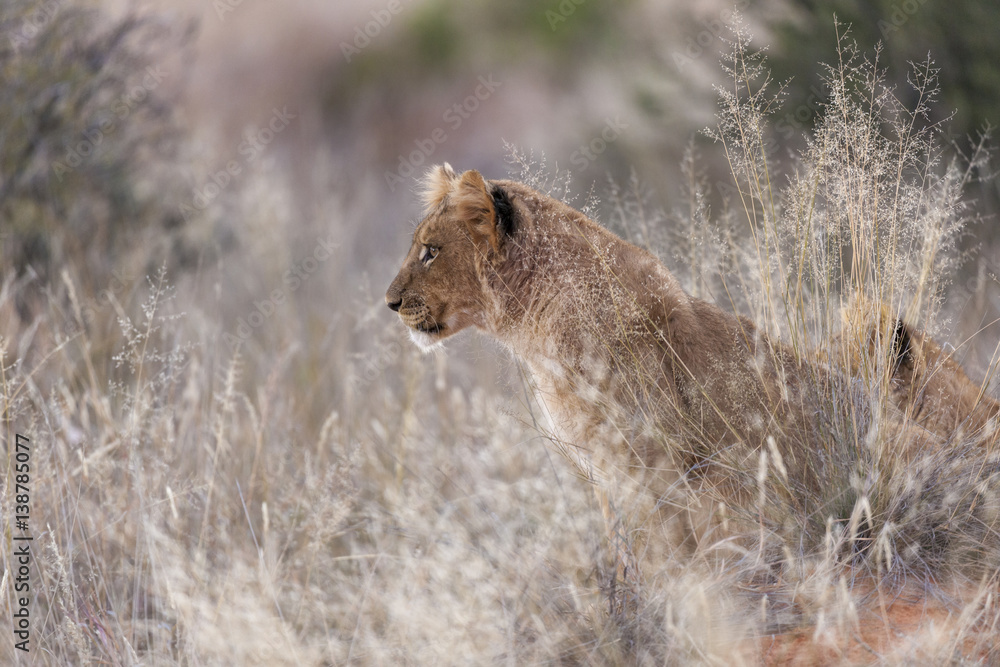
<box><xmin>386</xmin><ymin>296</ymin><xmax>402</xmax><ymax>312</ymax></box>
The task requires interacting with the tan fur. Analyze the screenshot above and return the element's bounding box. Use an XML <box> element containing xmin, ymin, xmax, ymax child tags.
<box><xmin>420</xmin><ymin>163</ymin><xmax>458</xmax><ymax>211</ymax></box>
<box><xmin>838</xmin><ymin>300</ymin><xmax>1000</xmax><ymax>443</ymax></box>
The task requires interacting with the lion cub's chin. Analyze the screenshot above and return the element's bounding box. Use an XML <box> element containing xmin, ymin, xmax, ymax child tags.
<box><xmin>408</xmin><ymin>328</ymin><xmax>445</xmax><ymax>352</ymax></box>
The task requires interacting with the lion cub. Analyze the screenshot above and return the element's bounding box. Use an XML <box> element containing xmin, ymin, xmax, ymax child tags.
<box><xmin>387</xmin><ymin>165</ymin><xmax>855</xmax><ymax>490</ymax></box>
<box><xmin>386</xmin><ymin>164</ymin><xmax>997</xmax><ymax>595</ymax></box>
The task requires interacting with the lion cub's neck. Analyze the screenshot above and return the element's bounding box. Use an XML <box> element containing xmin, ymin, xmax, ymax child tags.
<box><xmin>479</xmin><ymin>184</ymin><xmax>735</xmax><ymax>417</ymax></box>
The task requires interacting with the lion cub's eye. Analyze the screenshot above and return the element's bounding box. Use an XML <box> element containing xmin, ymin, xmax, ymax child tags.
<box><xmin>420</xmin><ymin>245</ymin><xmax>439</xmax><ymax>265</ymax></box>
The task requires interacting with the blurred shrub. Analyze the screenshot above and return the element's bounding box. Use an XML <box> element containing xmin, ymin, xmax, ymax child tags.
<box><xmin>772</xmin><ymin>0</ymin><xmax>1000</xmax><ymax>140</ymax></box>
<box><xmin>765</xmin><ymin>2</ymin><xmax>1000</xmax><ymax>265</ymax></box>
<box><xmin>0</xmin><ymin>0</ymin><xmax>193</xmax><ymax>286</ymax></box>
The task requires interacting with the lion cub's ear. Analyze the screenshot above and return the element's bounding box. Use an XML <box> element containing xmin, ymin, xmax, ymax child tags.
<box><xmin>454</xmin><ymin>169</ymin><xmax>501</xmax><ymax>253</ymax></box>
<box><xmin>421</xmin><ymin>163</ymin><xmax>459</xmax><ymax>213</ymax></box>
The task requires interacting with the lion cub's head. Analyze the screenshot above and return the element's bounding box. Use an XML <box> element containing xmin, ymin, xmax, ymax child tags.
<box><xmin>385</xmin><ymin>164</ymin><xmax>513</xmax><ymax>350</ymax></box>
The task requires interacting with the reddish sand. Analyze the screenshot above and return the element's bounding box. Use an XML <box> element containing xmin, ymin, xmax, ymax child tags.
<box><xmin>752</xmin><ymin>586</ymin><xmax>997</xmax><ymax>665</ymax></box>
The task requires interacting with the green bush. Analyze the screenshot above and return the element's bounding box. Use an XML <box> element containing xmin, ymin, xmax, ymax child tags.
<box><xmin>0</xmin><ymin>0</ymin><xmax>191</xmax><ymax>286</ymax></box>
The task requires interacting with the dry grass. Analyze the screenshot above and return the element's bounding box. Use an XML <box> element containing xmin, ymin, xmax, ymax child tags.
<box><xmin>2</xmin><ymin>7</ymin><xmax>999</xmax><ymax>666</ymax></box>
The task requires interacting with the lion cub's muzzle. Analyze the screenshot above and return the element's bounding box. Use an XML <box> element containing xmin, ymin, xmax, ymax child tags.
<box><xmin>386</xmin><ymin>291</ymin><xmax>443</xmax><ymax>335</ymax></box>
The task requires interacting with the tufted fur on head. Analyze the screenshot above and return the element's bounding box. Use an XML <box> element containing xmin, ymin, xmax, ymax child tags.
<box><xmin>420</xmin><ymin>162</ymin><xmax>458</xmax><ymax>212</ymax></box>
<box><xmin>420</xmin><ymin>164</ymin><xmax>506</xmax><ymax>253</ymax></box>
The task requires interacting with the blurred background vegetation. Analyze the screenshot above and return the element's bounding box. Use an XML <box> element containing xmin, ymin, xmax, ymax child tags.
<box><xmin>5</xmin><ymin>0</ymin><xmax>1000</xmax><ymax>282</ymax></box>
<box><xmin>3</xmin><ymin>0</ymin><xmax>999</xmax><ymax>309</ymax></box>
